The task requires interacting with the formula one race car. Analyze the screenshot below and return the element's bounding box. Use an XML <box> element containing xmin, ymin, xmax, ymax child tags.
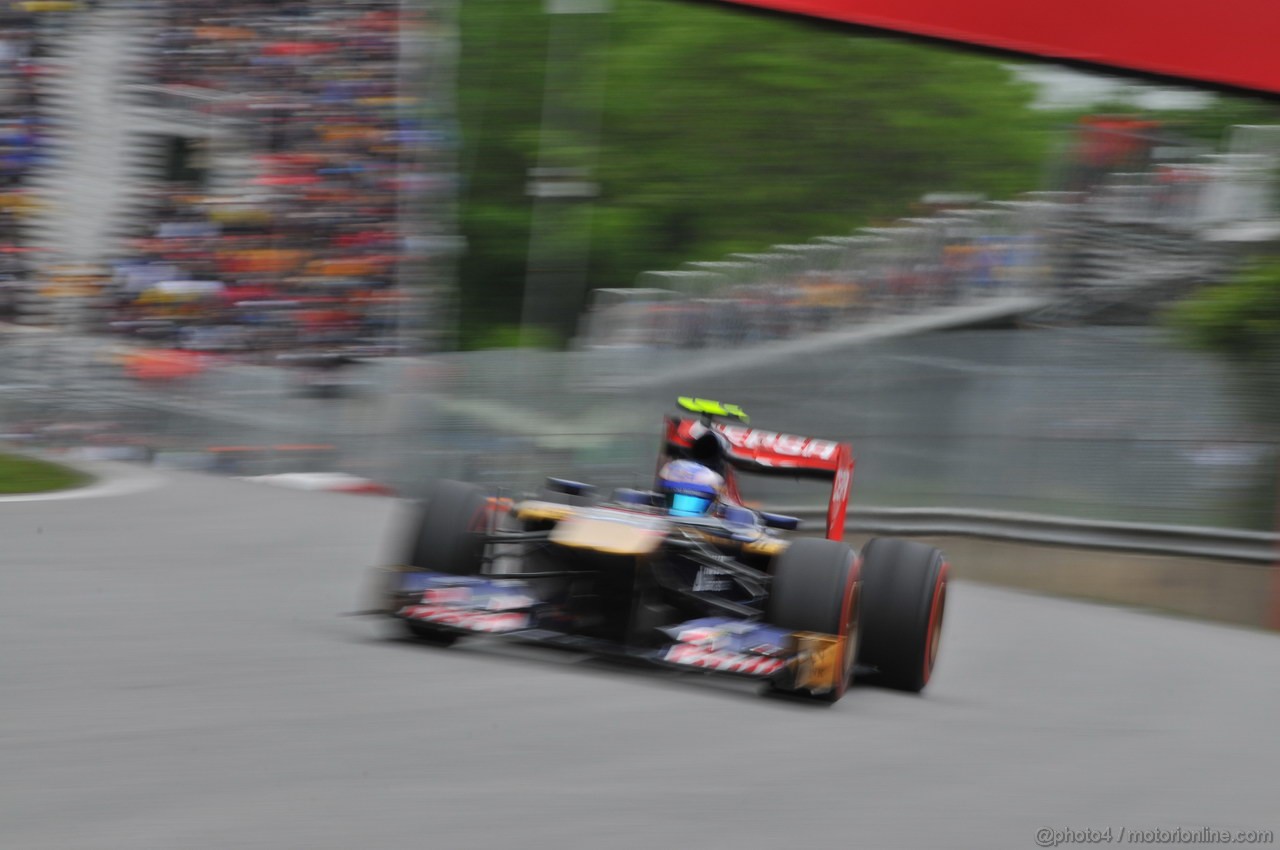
<box><xmin>367</xmin><ymin>398</ymin><xmax>949</xmax><ymax>701</ymax></box>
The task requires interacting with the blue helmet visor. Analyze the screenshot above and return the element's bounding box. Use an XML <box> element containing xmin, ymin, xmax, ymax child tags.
<box><xmin>669</xmin><ymin>493</ymin><xmax>713</xmax><ymax>517</ymax></box>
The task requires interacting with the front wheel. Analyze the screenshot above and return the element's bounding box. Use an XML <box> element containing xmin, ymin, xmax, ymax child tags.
<box><xmin>766</xmin><ymin>538</ymin><xmax>860</xmax><ymax>701</ymax></box>
<box><xmin>402</xmin><ymin>620</ymin><xmax>459</xmax><ymax>646</ymax></box>
<box><xmin>399</xmin><ymin>479</ymin><xmax>491</xmax><ymax>643</ymax></box>
<box><xmin>404</xmin><ymin>479</ymin><xmax>490</xmax><ymax>574</ymax></box>
<box><xmin>856</xmin><ymin>537</ymin><xmax>949</xmax><ymax>692</ymax></box>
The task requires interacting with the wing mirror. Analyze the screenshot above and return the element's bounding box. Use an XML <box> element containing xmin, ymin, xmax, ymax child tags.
<box><xmin>758</xmin><ymin>511</ymin><xmax>801</xmax><ymax>531</ymax></box>
<box><xmin>546</xmin><ymin>477</ymin><xmax>595</xmax><ymax>497</ymax></box>
<box><xmin>612</xmin><ymin>487</ymin><xmax>662</xmax><ymax>507</ymax></box>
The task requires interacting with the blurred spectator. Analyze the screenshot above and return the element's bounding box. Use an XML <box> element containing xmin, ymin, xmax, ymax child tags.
<box><xmin>101</xmin><ymin>0</ymin><xmax>425</xmax><ymax>362</ymax></box>
<box><xmin>0</xmin><ymin>3</ymin><xmax>71</xmax><ymax>284</ymax></box>
<box><xmin>579</xmin><ymin>208</ymin><xmax>1045</xmax><ymax>351</ymax></box>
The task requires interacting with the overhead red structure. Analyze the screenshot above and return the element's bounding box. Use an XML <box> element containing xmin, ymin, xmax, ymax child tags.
<box><xmin>715</xmin><ymin>0</ymin><xmax>1280</xmax><ymax>95</ymax></box>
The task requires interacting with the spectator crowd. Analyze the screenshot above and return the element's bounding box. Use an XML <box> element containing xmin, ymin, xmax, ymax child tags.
<box><xmin>580</xmin><ymin>228</ymin><xmax>1043</xmax><ymax>351</ymax></box>
<box><xmin>0</xmin><ymin>3</ymin><xmax>74</xmax><ymax>317</ymax></box>
<box><xmin>98</xmin><ymin>0</ymin><xmax>431</xmax><ymax>360</ymax></box>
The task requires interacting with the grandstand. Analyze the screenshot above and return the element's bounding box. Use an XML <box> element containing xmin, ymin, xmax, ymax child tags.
<box><xmin>6</xmin><ymin>0</ymin><xmax>455</xmax><ymax>353</ymax></box>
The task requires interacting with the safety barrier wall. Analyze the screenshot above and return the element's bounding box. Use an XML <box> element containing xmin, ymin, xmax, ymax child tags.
<box><xmin>884</xmin><ymin>535</ymin><xmax>1276</xmax><ymax>630</ymax></box>
<box><xmin>774</xmin><ymin>507</ymin><xmax>1278</xmax><ymax>628</ymax></box>
<box><xmin>786</xmin><ymin>507</ymin><xmax>1278</xmax><ymax>563</ymax></box>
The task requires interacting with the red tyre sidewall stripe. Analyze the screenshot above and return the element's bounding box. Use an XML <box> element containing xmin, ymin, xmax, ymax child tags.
<box><xmin>921</xmin><ymin>560</ymin><xmax>950</xmax><ymax>685</ymax></box>
<box><xmin>835</xmin><ymin>554</ymin><xmax>861</xmax><ymax>697</ymax></box>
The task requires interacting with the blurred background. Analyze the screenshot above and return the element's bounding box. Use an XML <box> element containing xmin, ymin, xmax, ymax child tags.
<box><xmin>1</xmin><ymin>0</ymin><xmax>1279</xmax><ymax>533</ymax></box>
<box><xmin>4</xmin><ymin>4</ymin><xmax>1280</xmax><ymax>847</ymax></box>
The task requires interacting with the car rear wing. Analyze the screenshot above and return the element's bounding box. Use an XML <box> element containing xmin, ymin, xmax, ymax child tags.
<box><xmin>662</xmin><ymin>415</ymin><xmax>854</xmax><ymax>542</ymax></box>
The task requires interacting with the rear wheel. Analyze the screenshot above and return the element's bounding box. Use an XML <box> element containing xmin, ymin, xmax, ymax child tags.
<box><xmin>400</xmin><ymin>479</ymin><xmax>491</xmax><ymax>644</ymax></box>
<box><xmin>856</xmin><ymin>537</ymin><xmax>949</xmax><ymax>692</ymax></box>
<box><xmin>766</xmin><ymin>538</ymin><xmax>860</xmax><ymax>701</ymax></box>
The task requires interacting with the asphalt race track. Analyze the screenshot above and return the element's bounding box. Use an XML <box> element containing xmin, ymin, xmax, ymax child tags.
<box><xmin>4</xmin><ymin>466</ymin><xmax>1279</xmax><ymax>849</ymax></box>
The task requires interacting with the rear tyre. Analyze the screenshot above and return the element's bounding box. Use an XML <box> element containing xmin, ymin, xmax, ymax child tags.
<box><xmin>400</xmin><ymin>479</ymin><xmax>491</xmax><ymax>644</ymax></box>
<box><xmin>856</xmin><ymin>537</ymin><xmax>949</xmax><ymax>693</ymax></box>
<box><xmin>766</xmin><ymin>538</ymin><xmax>860</xmax><ymax>701</ymax></box>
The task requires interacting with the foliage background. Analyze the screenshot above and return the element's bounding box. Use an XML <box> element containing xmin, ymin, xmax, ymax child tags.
<box><xmin>453</xmin><ymin>0</ymin><xmax>1279</xmax><ymax>347</ymax></box>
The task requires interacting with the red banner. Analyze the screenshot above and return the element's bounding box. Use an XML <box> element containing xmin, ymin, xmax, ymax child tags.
<box><xmin>716</xmin><ymin>0</ymin><xmax>1280</xmax><ymax>94</ymax></box>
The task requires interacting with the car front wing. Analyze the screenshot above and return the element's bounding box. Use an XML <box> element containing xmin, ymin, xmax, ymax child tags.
<box><xmin>384</xmin><ymin>568</ymin><xmax>846</xmax><ymax>695</ymax></box>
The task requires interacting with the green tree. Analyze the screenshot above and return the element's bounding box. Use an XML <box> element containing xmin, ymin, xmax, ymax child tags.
<box><xmin>1153</xmin><ymin>94</ymin><xmax>1280</xmax><ymax>393</ymax></box>
<box><xmin>456</xmin><ymin>0</ymin><xmax>1054</xmax><ymax>346</ymax></box>
<box><xmin>1169</xmin><ymin>258</ymin><xmax>1280</xmax><ymax>528</ymax></box>
<box><xmin>1171</xmin><ymin>257</ymin><xmax>1280</xmax><ymax>363</ymax></box>
<box><xmin>455</xmin><ymin>0</ymin><xmax>551</xmax><ymax>346</ymax></box>
<box><xmin>592</xmin><ymin>5</ymin><xmax>1050</xmax><ymax>283</ymax></box>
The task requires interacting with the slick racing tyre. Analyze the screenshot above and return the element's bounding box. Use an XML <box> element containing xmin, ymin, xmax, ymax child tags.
<box><xmin>405</xmin><ymin>479</ymin><xmax>490</xmax><ymax>574</ymax></box>
<box><xmin>856</xmin><ymin>537</ymin><xmax>949</xmax><ymax>693</ymax></box>
<box><xmin>766</xmin><ymin>538</ymin><xmax>860</xmax><ymax>701</ymax></box>
<box><xmin>400</xmin><ymin>479</ymin><xmax>491</xmax><ymax>645</ymax></box>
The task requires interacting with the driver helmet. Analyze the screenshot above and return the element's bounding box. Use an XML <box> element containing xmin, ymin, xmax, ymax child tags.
<box><xmin>657</xmin><ymin>460</ymin><xmax>724</xmax><ymax>517</ymax></box>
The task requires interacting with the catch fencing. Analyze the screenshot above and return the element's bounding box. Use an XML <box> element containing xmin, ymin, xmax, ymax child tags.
<box><xmin>3</xmin><ymin>322</ymin><xmax>1279</xmax><ymax>533</ymax></box>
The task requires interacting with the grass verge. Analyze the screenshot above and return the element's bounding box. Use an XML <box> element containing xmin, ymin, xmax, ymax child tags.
<box><xmin>0</xmin><ymin>452</ymin><xmax>91</xmax><ymax>495</ymax></box>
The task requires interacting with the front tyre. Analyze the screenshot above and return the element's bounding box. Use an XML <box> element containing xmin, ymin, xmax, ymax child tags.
<box><xmin>402</xmin><ymin>620</ymin><xmax>459</xmax><ymax>646</ymax></box>
<box><xmin>856</xmin><ymin>537</ymin><xmax>949</xmax><ymax>692</ymax></box>
<box><xmin>399</xmin><ymin>479</ymin><xmax>491</xmax><ymax>644</ymax></box>
<box><xmin>766</xmin><ymin>538</ymin><xmax>860</xmax><ymax>701</ymax></box>
<box><xmin>405</xmin><ymin>479</ymin><xmax>490</xmax><ymax>574</ymax></box>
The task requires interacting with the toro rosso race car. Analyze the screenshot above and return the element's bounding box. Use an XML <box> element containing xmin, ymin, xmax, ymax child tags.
<box><xmin>367</xmin><ymin>398</ymin><xmax>949</xmax><ymax>701</ymax></box>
